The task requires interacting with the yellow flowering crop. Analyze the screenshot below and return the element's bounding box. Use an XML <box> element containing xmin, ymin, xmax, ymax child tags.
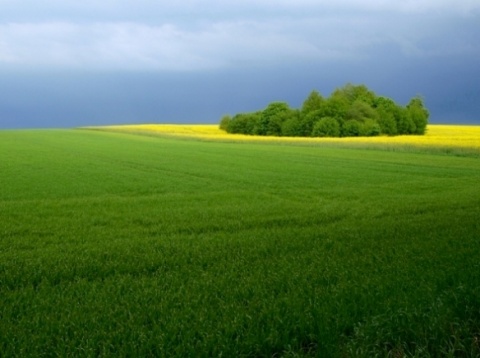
<box><xmin>93</xmin><ymin>124</ymin><xmax>480</xmax><ymax>154</ymax></box>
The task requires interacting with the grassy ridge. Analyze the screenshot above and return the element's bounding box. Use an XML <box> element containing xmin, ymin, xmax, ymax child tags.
<box><xmin>1</xmin><ymin>129</ymin><xmax>480</xmax><ymax>356</ymax></box>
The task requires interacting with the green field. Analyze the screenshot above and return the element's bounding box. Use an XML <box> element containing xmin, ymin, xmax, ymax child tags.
<box><xmin>1</xmin><ymin>129</ymin><xmax>479</xmax><ymax>357</ymax></box>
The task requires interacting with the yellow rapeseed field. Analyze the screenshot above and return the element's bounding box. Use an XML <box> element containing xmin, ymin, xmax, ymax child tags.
<box><xmin>95</xmin><ymin>124</ymin><xmax>480</xmax><ymax>154</ymax></box>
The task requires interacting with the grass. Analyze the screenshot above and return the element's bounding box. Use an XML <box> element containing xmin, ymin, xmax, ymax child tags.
<box><xmin>1</xmin><ymin>127</ymin><xmax>480</xmax><ymax>357</ymax></box>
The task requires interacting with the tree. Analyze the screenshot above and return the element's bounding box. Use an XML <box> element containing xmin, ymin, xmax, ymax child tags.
<box><xmin>376</xmin><ymin>109</ymin><xmax>397</xmax><ymax>135</ymax></box>
<box><xmin>332</xmin><ymin>83</ymin><xmax>376</xmax><ymax>106</ymax></box>
<box><xmin>342</xmin><ymin>120</ymin><xmax>362</xmax><ymax>137</ymax></box>
<box><xmin>396</xmin><ymin>107</ymin><xmax>416</xmax><ymax>135</ymax></box>
<box><xmin>360</xmin><ymin>119</ymin><xmax>381</xmax><ymax>136</ymax></box>
<box><xmin>301</xmin><ymin>90</ymin><xmax>324</xmax><ymax>115</ymax></box>
<box><xmin>256</xmin><ymin>102</ymin><xmax>291</xmax><ymax>136</ymax></box>
<box><xmin>219</xmin><ymin>115</ymin><xmax>231</xmax><ymax>131</ymax></box>
<box><xmin>281</xmin><ymin>110</ymin><xmax>303</xmax><ymax>137</ymax></box>
<box><xmin>267</xmin><ymin>108</ymin><xmax>296</xmax><ymax>136</ymax></box>
<box><xmin>219</xmin><ymin>83</ymin><xmax>429</xmax><ymax>138</ymax></box>
<box><xmin>312</xmin><ymin>117</ymin><xmax>341</xmax><ymax>137</ymax></box>
<box><xmin>299</xmin><ymin>109</ymin><xmax>323</xmax><ymax>136</ymax></box>
<box><xmin>407</xmin><ymin>96</ymin><xmax>429</xmax><ymax>134</ymax></box>
<box><xmin>374</xmin><ymin>97</ymin><xmax>398</xmax><ymax>135</ymax></box>
<box><xmin>346</xmin><ymin>100</ymin><xmax>378</xmax><ymax>123</ymax></box>
<box><xmin>321</xmin><ymin>96</ymin><xmax>350</xmax><ymax>123</ymax></box>
<box><xmin>227</xmin><ymin>112</ymin><xmax>259</xmax><ymax>134</ymax></box>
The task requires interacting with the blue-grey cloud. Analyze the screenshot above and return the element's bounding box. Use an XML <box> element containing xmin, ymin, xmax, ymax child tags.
<box><xmin>0</xmin><ymin>0</ymin><xmax>479</xmax><ymax>128</ymax></box>
<box><xmin>1</xmin><ymin>1</ymin><xmax>478</xmax><ymax>71</ymax></box>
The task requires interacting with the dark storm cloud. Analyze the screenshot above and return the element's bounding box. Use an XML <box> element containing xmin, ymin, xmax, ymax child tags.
<box><xmin>0</xmin><ymin>0</ymin><xmax>479</xmax><ymax>128</ymax></box>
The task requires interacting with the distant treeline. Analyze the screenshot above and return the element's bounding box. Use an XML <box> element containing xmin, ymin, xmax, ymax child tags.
<box><xmin>219</xmin><ymin>83</ymin><xmax>429</xmax><ymax>137</ymax></box>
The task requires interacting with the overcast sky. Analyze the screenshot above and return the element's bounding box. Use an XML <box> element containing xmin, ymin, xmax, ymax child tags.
<box><xmin>1</xmin><ymin>0</ymin><xmax>479</xmax><ymax>128</ymax></box>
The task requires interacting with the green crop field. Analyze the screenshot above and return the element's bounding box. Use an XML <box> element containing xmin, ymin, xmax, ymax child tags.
<box><xmin>1</xmin><ymin>128</ymin><xmax>479</xmax><ymax>357</ymax></box>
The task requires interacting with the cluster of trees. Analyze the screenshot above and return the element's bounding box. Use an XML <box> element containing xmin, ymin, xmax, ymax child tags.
<box><xmin>219</xmin><ymin>84</ymin><xmax>429</xmax><ymax>137</ymax></box>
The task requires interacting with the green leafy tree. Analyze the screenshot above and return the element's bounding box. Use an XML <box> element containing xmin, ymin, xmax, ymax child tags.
<box><xmin>376</xmin><ymin>109</ymin><xmax>397</xmax><ymax>135</ymax></box>
<box><xmin>320</xmin><ymin>96</ymin><xmax>350</xmax><ymax>125</ymax></box>
<box><xmin>396</xmin><ymin>107</ymin><xmax>416</xmax><ymax>135</ymax></box>
<box><xmin>299</xmin><ymin>109</ymin><xmax>324</xmax><ymax>136</ymax></box>
<box><xmin>374</xmin><ymin>97</ymin><xmax>415</xmax><ymax>135</ymax></box>
<box><xmin>227</xmin><ymin>112</ymin><xmax>260</xmax><ymax>134</ymax></box>
<box><xmin>407</xmin><ymin>96</ymin><xmax>429</xmax><ymax>134</ymax></box>
<box><xmin>219</xmin><ymin>115</ymin><xmax>231</xmax><ymax>131</ymax></box>
<box><xmin>312</xmin><ymin>117</ymin><xmax>341</xmax><ymax>137</ymax></box>
<box><xmin>267</xmin><ymin>108</ymin><xmax>296</xmax><ymax>136</ymax></box>
<box><xmin>360</xmin><ymin>119</ymin><xmax>381</xmax><ymax>136</ymax></box>
<box><xmin>301</xmin><ymin>90</ymin><xmax>324</xmax><ymax>115</ymax></box>
<box><xmin>280</xmin><ymin>110</ymin><xmax>303</xmax><ymax>137</ymax></box>
<box><xmin>332</xmin><ymin>83</ymin><xmax>376</xmax><ymax>105</ymax></box>
<box><xmin>342</xmin><ymin>120</ymin><xmax>362</xmax><ymax>137</ymax></box>
<box><xmin>220</xmin><ymin>83</ymin><xmax>429</xmax><ymax>138</ymax></box>
<box><xmin>374</xmin><ymin>97</ymin><xmax>398</xmax><ymax>135</ymax></box>
<box><xmin>346</xmin><ymin>100</ymin><xmax>379</xmax><ymax>123</ymax></box>
<box><xmin>256</xmin><ymin>102</ymin><xmax>291</xmax><ymax>136</ymax></box>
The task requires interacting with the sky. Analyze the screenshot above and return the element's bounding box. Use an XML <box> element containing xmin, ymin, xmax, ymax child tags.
<box><xmin>1</xmin><ymin>0</ymin><xmax>479</xmax><ymax>129</ymax></box>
